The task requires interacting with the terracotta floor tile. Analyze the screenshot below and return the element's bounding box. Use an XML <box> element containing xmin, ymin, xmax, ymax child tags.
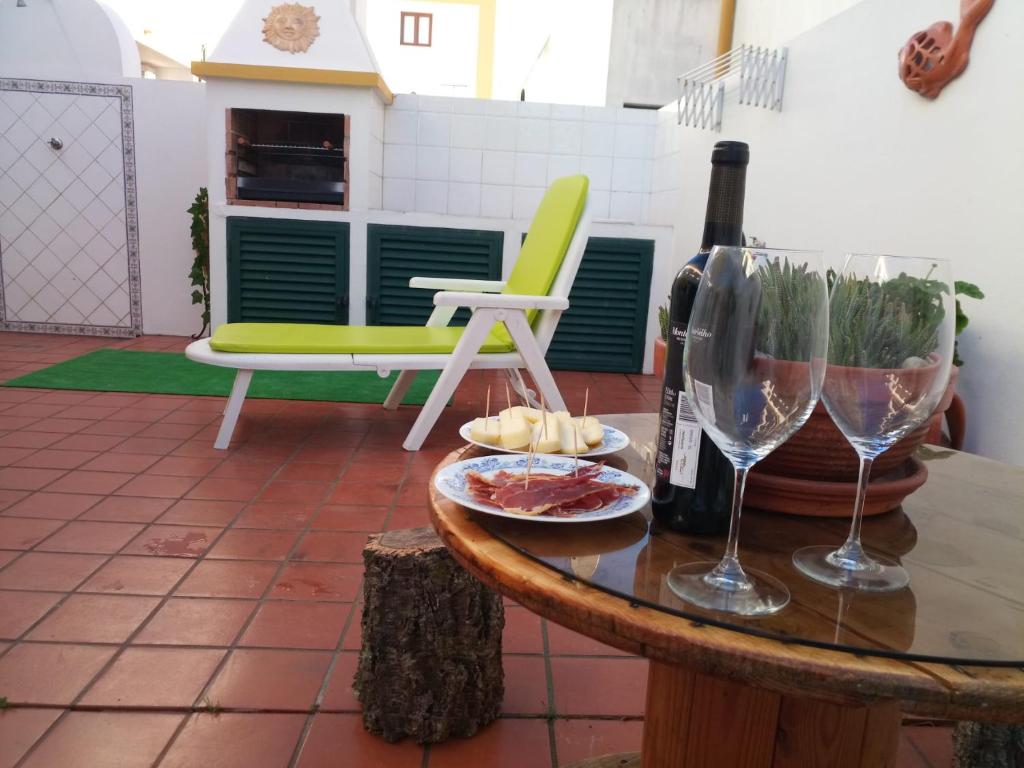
<box><xmin>48</xmin><ymin>433</ymin><xmax>124</xmax><ymax>452</ymax></box>
<box><xmin>56</xmin><ymin>405</ymin><xmax>122</xmax><ymax>420</ymax></box>
<box><xmin>137</xmin><ymin>422</ymin><xmax>204</xmax><ymax>440</ymax></box>
<box><xmin>0</xmin><ymin>550</ymin><xmax>17</xmax><ymax>568</ymax></box>
<box><xmin>113</xmin><ymin>474</ymin><xmax>199</xmax><ymax>499</ymax></box>
<box><xmin>1</xmin><ymin>492</ymin><xmax>102</xmax><ymax>520</ymax></box>
<box><xmin>19</xmin><ymin>711</ymin><xmax>183</xmax><ymax>768</ymax></box>
<box><xmin>79</xmin><ymin>452</ymin><xmax>159</xmax><ymax>473</ymax></box>
<box><xmin>339</xmin><ymin>463</ymin><xmax>408</xmax><ymax>482</ymax></box>
<box><xmin>0</xmin><ymin>590</ymin><xmax>63</xmax><ymax>639</ymax></box>
<box><xmin>319</xmin><ymin>651</ymin><xmax>360</xmax><ymax>711</ymax></box>
<box><xmin>134</xmin><ymin>598</ymin><xmax>256</xmax><ymax>646</ymax></box>
<box><xmin>502</xmin><ymin>655</ymin><xmax>550</xmax><ymax>714</ymax></box>
<box><xmin>205</xmin><ymin>648</ymin><xmax>332</xmax><ymax>710</ymax></box>
<box><xmin>0</xmin><ymin>489</ymin><xmax>30</xmax><ymax>512</ymax></box>
<box><xmin>256</xmin><ymin>480</ymin><xmax>331</xmax><ymax>505</ymax></box>
<box><xmin>158</xmin><ymin>499</ymin><xmax>243</xmax><ymax>526</ymax></box>
<box><xmin>29</xmin><ymin>417</ymin><xmax>93</xmax><ymax>435</ymax></box>
<box><xmin>175</xmin><ymin>559</ymin><xmax>278</xmax><ymax>598</ymax></box>
<box><xmin>296</xmin><ymin>713</ymin><xmax>424</xmax><ymax>768</ymax></box>
<box><xmin>276</xmin><ymin>462</ymin><xmax>339</xmax><ymax>482</ymax></box>
<box><xmin>14</xmin><ymin>449</ymin><xmax>99</xmax><ymax>470</ymax></box>
<box><xmin>0</xmin><ymin>467</ymin><xmax>66</xmax><ymax>491</ymax></box>
<box><xmin>232</xmin><ymin>502</ymin><xmax>315</xmax><ymax>530</ymax></box>
<box><xmin>292</xmin><ymin>531</ymin><xmax>367</xmax><ymax>563</ymax></box>
<box><xmin>293</xmin><ymin>446</ymin><xmax>354</xmax><ymax>465</ymax></box>
<box><xmin>0</xmin><ymin>707</ymin><xmax>62</xmax><ymax>768</ymax></box>
<box><xmin>36</xmin><ymin>521</ymin><xmax>144</xmax><ymax>554</ymax></box>
<box><xmin>239</xmin><ymin>601</ymin><xmax>348</xmax><ymax>649</ymax></box>
<box><xmin>159</xmin><ymin>713</ymin><xmax>307</xmax><ymax>768</ymax></box>
<box><xmin>109</xmin><ymin>436</ymin><xmax>182</xmax><ymax>455</ymax></box>
<box><xmin>0</xmin><ymin>416</ymin><xmax>41</xmax><ymax>431</ymax></box>
<box><xmin>0</xmin><ymin>642</ymin><xmax>116</xmax><ymax>704</ymax></box>
<box><xmin>207</xmin><ymin>459</ymin><xmax>279</xmax><ymax>481</ymax></box>
<box><xmin>0</xmin><ymin>432</ymin><xmax>62</xmax><ymax>449</ymax></box>
<box><xmin>0</xmin><ymin>552</ymin><xmax>105</xmax><ymax>591</ymax></box>
<box><xmin>186</xmin><ymin>477</ymin><xmax>265</xmax><ymax>502</ymax></box>
<box><xmin>554</xmin><ymin>718</ymin><xmax>643</xmax><ymax>765</ymax></box>
<box><xmin>44</xmin><ymin>470</ymin><xmax>133</xmax><ymax>495</ymax></box>
<box><xmin>341</xmin><ymin>611</ymin><xmax>362</xmax><ymax>650</ymax></box>
<box><xmin>904</xmin><ymin>725</ymin><xmax>954</xmax><ymax>766</ymax></box>
<box><xmin>78</xmin><ymin>496</ymin><xmax>173</xmax><ymax>523</ymax></box>
<box><xmin>312</xmin><ymin>505</ymin><xmax>389</xmax><ymax>532</ymax></box>
<box><xmin>546</xmin><ymin>622</ymin><xmax>633</xmax><ymax>657</ymax></box>
<box><xmin>79</xmin><ymin>420</ymin><xmax>148</xmax><ymax>437</ymax></box>
<box><xmin>428</xmin><ymin>718</ymin><xmax>552</xmax><ymax>768</ymax></box>
<box><xmin>385</xmin><ymin>505</ymin><xmax>432</xmax><ymax>530</ymax></box>
<box><xmin>897</xmin><ymin>733</ymin><xmax>930</xmax><ymax>768</ymax></box>
<box><xmin>550</xmin><ymin>657</ymin><xmax>647</xmax><ymax>716</ymax></box>
<box><xmin>269</xmin><ymin>562</ymin><xmax>362</xmax><ymax>602</ymax></box>
<box><xmin>80</xmin><ymin>647</ymin><xmax>225</xmax><ymax>707</ymax></box>
<box><xmin>121</xmin><ymin>524</ymin><xmax>219</xmax><ymax>557</ymax></box>
<box><xmin>328</xmin><ymin>481</ymin><xmax>399</xmax><ymax>506</ymax></box>
<box><xmin>148</xmin><ymin>455</ymin><xmax>222</xmax><ymax>477</ymax></box>
<box><xmin>206</xmin><ymin>529</ymin><xmax>299</xmax><ymax>560</ymax></box>
<box><xmin>0</xmin><ymin>446</ymin><xmax>35</xmax><ymax>465</ymax></box>
<box><xmin>78</xmin><ymin>555</ymin><xmax>193</xmax><ymax>595</ymax></box>
<box><xmin>503</xmin><ymin>606</ymin><xmax>545</xmax><ymax>654</ymax></box>
<box><xmin>26</xmin><ymin>593</ymin><xmax>160</xmax><ymax>643</ymax></box>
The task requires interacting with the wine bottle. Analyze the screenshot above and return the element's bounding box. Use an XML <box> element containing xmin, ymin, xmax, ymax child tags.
<box><xmin>652</xmin><ymin>141</ymin><xmax>748</xmax><ymax>534</ymax></box>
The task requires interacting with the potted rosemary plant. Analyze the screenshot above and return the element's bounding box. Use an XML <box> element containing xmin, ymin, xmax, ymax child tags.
<box><xmin>653</xmin><ymin>302</ymin><xmax>669</xmax><ymax>378</ymax></box>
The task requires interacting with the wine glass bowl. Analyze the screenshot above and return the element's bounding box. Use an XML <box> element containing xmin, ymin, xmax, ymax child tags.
<box><xmin>793</xmin><ymin>254</ymin><xmax>956</xmax><ymax>591</ymax></box>
<box><xmin>667</xmin><ymin>247</ymin><xmax>829</xmax><ymax>616</ymax></box>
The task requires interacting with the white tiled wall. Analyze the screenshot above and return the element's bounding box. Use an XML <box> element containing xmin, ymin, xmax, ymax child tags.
<box><xmin>381</xmin><ymin>94</ymin><xmax>657</xmax><ymax>222</ymax></box>
<box><xmin>366</xmin><ymin>95</ymin><xmax>385</xmax><ymax>210</ymax></box>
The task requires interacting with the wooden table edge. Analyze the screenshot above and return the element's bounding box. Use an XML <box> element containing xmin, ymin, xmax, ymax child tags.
<box><xmin>429</xmin><ymin>447</ymin><xmax>1024</xmax><ymax>723</ymax></box>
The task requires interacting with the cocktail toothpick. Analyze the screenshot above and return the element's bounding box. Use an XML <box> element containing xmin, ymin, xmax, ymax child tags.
<box><xmin>524</xmin><ymin>441</ymin><xmax>535</xmax><ymax>489</ymax></box>
<box><xmin>485</xmin><ymin>386</ymin><xmax>491</xmax><ymax>420</ymax></box>
<box><xmin>573</xmin><ymin>429</ymin><xmax>580</xmax><ymax>477</ymax></box>
<box><xmin>505</xmin><ymin>381</ymin><xmax>512</xmax><ymax>412</ymax></box>
<box><xmin>583</xmin><ymin>388</ymin><xmax>589</xmax><ymax>420</ymax></box>
<box><xmin>540</xmin><ymin>393</ymin><xmax>548</xmax><ymax>440</ymax></box>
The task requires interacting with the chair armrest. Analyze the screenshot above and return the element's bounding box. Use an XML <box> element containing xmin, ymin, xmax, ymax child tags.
<box><xmin>409</xmin><ymin>277</ymin><xmax>507</xmax><ymax>292</ymax></box>
<box><xmin>433</xmin><ymin>292</ymin><xmax>569</xmax><ymax>311</ymax></box>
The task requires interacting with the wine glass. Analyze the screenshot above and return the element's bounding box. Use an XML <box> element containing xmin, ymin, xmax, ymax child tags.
<box><xmin>793</xmin><ymin>254</ymin><xmax>955</xmax><ymax>591</ymax></box>
<box><xmin>667</xmin><ymin>247</ymin><xmax>829</xmax><ymax>616</ymax></box>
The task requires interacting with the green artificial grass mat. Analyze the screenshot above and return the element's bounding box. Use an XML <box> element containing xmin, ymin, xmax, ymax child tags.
<box><xmin>2</xmin><ymin>349</ymin><xmax>441</xmax><ymax>405</ymax></box>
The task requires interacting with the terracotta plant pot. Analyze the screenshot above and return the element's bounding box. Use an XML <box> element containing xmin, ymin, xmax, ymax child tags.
<box><xmin>753</xmin><ymin>361</ymin><xmax>956</xmax><ymax>483</ymax></box>
<box><xmin>653</xmin><ymin>337</ymin><xmax>667</xmax><ymax>379</ymax></box>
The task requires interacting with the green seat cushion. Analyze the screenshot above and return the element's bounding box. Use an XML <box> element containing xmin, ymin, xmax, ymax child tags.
<box><xmin>491</xmin><ymin>174</ymin><xmax>588</xmax><ymax>346</ymax></box>
<box><xmin>209</xmin><ymin>323</ymin><xmax>516</xmax><ymax>355</ymax></box>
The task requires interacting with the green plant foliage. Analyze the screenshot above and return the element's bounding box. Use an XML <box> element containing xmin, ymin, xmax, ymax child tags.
<box><xmin>756</xmin><ymin>259</ymin><xmax>827</xmax><ymax>362</ymax></box>
<box><xmin>953</xmin><ymin>280</ymin><xmax>984</xmax><ymax>366</ymax></box>
<box><xmin>657</xmin><ymin>301</ymin><xmax>669</xmax><ymax>343</ymax></box>
<box><xmin>828</xmin><ymin>270</ymin><xmax>948</xmax><ymax>369</ymax></box>
<box><xmin>187</xmin><ymin>187</ymin><xmax>210</xmax><ymax>338</ymax></box>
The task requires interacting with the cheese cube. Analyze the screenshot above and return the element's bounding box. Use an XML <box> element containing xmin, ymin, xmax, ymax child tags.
<box><xmin>575</xmin><ymin>416</ymin><xmax>604</xmax><ymax>446</ymax></box>
<box><xmin>469</xmin><ymin>417</ymin><xmax>500</xmax><ymax>445</ymax></box>
<box><xmin>499</xmin><ymin>411</ymin><xmax>531</xmax><ymax>450</ymax></box>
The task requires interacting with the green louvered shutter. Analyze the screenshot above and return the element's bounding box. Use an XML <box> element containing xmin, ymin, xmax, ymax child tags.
<box><xmin>366</xmin><ymin>225</ymin><xmax>503</xmax><ymax>325</ymax></box>
<box><xmin>227</xmin><ymin>218</ymin><xmax>349</xmax><ymax>324</ymax></box>
<box><xmin>546</xmin><ymin>237</ymin><xmax>654</xmax><ymax>373</ymax></box>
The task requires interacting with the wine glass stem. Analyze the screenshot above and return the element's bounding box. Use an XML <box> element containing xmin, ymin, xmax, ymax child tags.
<box><xmin>837</xmin><ymin>455</ymin><xmax>874</xmax><ymax>563</ymax></box>
<box><xmin>711</xmin><ymin>465</ymin><xmax>750</xmax><ymax>584</ymax></box>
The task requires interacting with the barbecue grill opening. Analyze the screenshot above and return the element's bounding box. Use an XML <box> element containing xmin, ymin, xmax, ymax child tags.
<box><xmin>228</xmin><ymin>108</ymin><xmax>348</xmax><ymax>207</ymax></box>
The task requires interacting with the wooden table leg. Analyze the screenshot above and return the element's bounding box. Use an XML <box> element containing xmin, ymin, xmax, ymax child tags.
<box><xmin>641</xmin><ymin>661</ymin><xmax>901</xmax><ymax>768</ymax></box>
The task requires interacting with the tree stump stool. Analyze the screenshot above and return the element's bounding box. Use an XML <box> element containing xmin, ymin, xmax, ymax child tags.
<box><xmin>355</xmin><ymin>526</ymin><xmax>504</xmax><ymax>743</ymax></box>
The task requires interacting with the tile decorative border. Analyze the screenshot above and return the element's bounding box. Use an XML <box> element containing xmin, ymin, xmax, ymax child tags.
<box><xmin>0</xmin><ymin>78</ymin><xmax>142</xmax><ymax>338</ymax></box>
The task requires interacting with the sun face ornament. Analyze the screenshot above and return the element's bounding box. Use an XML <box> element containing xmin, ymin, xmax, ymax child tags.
<box><xmin>262</xmin><ymin>3</ymin><xmax>321</xmax><ymax>54</ymax></box>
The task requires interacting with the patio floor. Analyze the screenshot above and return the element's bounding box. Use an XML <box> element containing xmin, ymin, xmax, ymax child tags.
<box><xmin>0</xmin><ymin>332</ymin><xmax>952</xmax><ymax>767</ymax></box>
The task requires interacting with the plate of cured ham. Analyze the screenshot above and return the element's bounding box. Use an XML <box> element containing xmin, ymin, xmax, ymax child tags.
<box><xmin>434</xmin><ymin>454</ymin><xmax>650</xmax><ymax>523</ymax></box>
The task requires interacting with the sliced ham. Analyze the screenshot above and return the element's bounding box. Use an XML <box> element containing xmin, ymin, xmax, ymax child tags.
<box><xmin>464</xmin><ymin>462</ymin><xmax>636</xmax><ymax>517</ymax></box>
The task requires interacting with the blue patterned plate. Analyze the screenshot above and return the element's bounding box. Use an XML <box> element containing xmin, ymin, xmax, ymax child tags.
<box><xmin>458</xmin><ymin>418</ymin><xmax>629</xmax><ymax>458</ymax></box>
<box><xmin>434</xmin><ymin>454</ymin><xmax>650</xmax><ymax>523</ymax></box>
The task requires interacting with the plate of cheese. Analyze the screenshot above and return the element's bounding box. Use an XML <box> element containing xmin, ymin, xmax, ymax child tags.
<box><xmin>458</xmin><ymin>407</ymin><xmax>629</xmax><ymax>457</ymax></box>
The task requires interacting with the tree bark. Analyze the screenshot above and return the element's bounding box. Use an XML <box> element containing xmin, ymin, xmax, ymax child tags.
<box><xmin>954</xmin><ymin>723</ymin><xmax>1024</xmax><ymax>768</ymax></box>
<box><xmin>355</xmin><ymin>526</ymin><xmax>505</xmax><ymax>743</ymax></box>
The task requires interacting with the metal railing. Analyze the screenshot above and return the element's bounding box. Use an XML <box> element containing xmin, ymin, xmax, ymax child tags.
<box><xmin>676</xmin><ymin>45</ymin><xmax>788</xmax><ymax>130</ymax></box>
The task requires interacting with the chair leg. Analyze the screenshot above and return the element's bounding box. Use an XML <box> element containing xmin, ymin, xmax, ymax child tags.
<box><xmin>502</xmin><ymin>313</ymin><xmax>567</xmax><ymax>412</ymax></box>
<box><xmin>383</xmin><ymin>370</ymin><xmax>418</xmax><ymax>410</ymax></box>
<box><xmin>402</xmin><ymin>316</ymin><xmax>493</xmax><ymax>451</ymax></box>
<box><xmin>215</xmin><ymin>369</ymin><xmax>253</xmax><ymax>450</ymax></box>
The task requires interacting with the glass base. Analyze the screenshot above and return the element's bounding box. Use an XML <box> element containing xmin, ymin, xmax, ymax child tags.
<box><xmin>793</xmin><ymin>545</ymin><xmax>910</xmax><ymax>592</ymax></box>
<box><xmin>667</xmin><ymin>561</ymin><xmax>790</xmax><ymax>616</ymax></box>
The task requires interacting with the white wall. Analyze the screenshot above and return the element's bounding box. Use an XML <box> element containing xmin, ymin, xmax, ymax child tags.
<box><xmin>366</xmin><ymin>1</ymin><xmax>479</xmax><ymax>98</ymax></box>
<box><xmin>132</xmin><ymin>78</ymin><xmax>206</xmax><ymax>336</ymax></box>
<box><xmin>655</xmin><ymin>0</ymin><xmax>1023</xmax><ymax>464</ymax></box>
<box><xmin>381</xmin><ymin>94</ymin><xmax>657</xmax><ymax>223</ymax></box>
<box><xmin>492</xmin><ymin>0</ymin><xmax>614</xmax><ymax>106</ymax></box>
<box><xmin>733</xmin><ymin>0</ymin><xmax>862</xmax><ymax>48</ymax></box>
<box><xmin>605</xmin><ymin>0</ymin><xmax>719</xmax><ymax>108</ymax></box>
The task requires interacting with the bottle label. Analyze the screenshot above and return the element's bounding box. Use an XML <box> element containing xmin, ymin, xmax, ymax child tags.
<box><xmin>669</xmin><ymin>393</ymin><xmax>701</xmax><ymax>489</ymax></box>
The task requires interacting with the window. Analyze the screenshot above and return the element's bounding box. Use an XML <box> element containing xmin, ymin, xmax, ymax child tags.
<box><xmin>400</xmin><ymin>12</ymin><xmax>432</xmax><ymax>46</ymax></box>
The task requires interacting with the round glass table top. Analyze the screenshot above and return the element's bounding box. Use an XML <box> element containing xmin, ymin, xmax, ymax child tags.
<box><xmin>471</xmin><ymin>413</ymin><xmax>1024</xmax><ymax>667</ymax></box>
